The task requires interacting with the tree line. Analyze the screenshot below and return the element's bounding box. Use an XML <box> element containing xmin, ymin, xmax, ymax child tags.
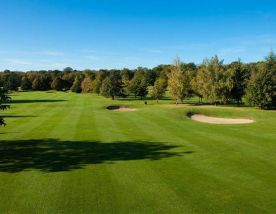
<box><xmin>0</xmin><ymin>52</ymin><xmax>275</xmax><ymax>110</ymax></box>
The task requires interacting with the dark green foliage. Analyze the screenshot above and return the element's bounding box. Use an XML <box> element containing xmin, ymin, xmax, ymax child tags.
<box><xmin>100</xmin><ymin>77</ymin><xmax>113</xmax><ymax>98</ymax></box>
<box><xmin>246</xmin><ymin>52</ymin><xmax>276</xmax><ymax>109</ymax></box>
<box><xmin>0</xmin><ymin>88</ymin><xmax>11</xmax><ymax>126</ymax></box>
<box><xmin>71</xmin><ymin>76</ymin><xmax>82</xmax><ymax>93</ymax></box>
<box><xmin>0</xmin><ymin>51</ymin><xmax>275</xmax><ymax>109</ymax></box>
<box><xmin>63</xmin><ymin>67</ymin><xmax>74</xmax><ymax>72</ymax></box>
<box><xmin>21</xmin><ymin>76</ymin><xmax>32</xmax><ymax>90</ymax></box>
<box><xmin>191</xmin><ymin>56</ymin><xmax>233</xmax><ymax>104</ymax></box>
<box><xmin>145</xmin><ymin>69</ymin><xmax>157</xmax><ymax>86</ymax></box>
<box><xmin>0</xmin><ymin>71</ymin><xmax>21</xmax><ymax>90</ymax></box>
<box><xmin>148</xmin><ymin>78</ymin><xmax>167</xmax><ymax>102</ymax></box>
<box><xmin>92</xmin><ymin>70</ymin><xmax>107</xmax><ymax>95</ymax></box>
<box><xmin>228</xmin><ymin>60</ymin><xmax>250</xmax><ymax>103</ymax></box>
<box><xmin>51</xmin><ymin>77</ymin><xmax>68</xmax><ymax>91</ymax></box>
<box><xmin>32</xmin><ymin>74</ymin><xmax>51</xmax><ymax>91</ymax></box>
<box><xmin>100</xmin><ymin>71</ymin><xmax>123</xmax><ymax>100</ymax></box>
<box><xmin>128</xmin><ymin>70</ymin><xmax>148</xmax><ymax>99</ymax></box>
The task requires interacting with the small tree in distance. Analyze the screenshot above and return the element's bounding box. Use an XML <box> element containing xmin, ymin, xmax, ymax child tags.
<box><xmin>71</xmin><ymin>76</ymin><xmax>82</xmax><ymax>93</ymax></box>
<box><xmin>51</xmin><ymin>77</ymin><xmax>67</xmax><ymax>91</ymax></box>
<box><xmin>100</xmin><ymin>71</ymin><xmax>123</xmax><ymax>100</ymax></box>
<box><xmin>148</xmin><ymin>78</ymin><xmax>167</xmax><ymax>102</ymax></box>
<box><xmin>21</xmin><ymin>76</ymin><xmax>32</xmax><ymax>91</ymax></box>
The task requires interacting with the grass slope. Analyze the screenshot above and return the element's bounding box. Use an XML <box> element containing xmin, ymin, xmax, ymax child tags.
<box><xmin>0</xmin><ymin>91</ymin><xmax>276</xmax><ymax>213</ymax></box>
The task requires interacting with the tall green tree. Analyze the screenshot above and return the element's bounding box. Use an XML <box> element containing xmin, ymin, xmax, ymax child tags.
<box><xmin>100</xmin><ymin>71</ymin><xmax>123</xmax><ymax>100</ymax></box>
<box><xmin>227</xmin><ymin>60</ymin><xmax>250</xmax><ymax>103</ymax></box>
<box><xmin>0</xmin><ymin>88</ymin><xmax>10</xmax><ymax>126</ymax></box>
<box><xmin>51</xmin><ymin>77</ymin><xmax>67</xmax><ymax>91</ymax></box>
<box><xmin>21</xmin><ymin>76</ymin><xmax>32</xmax><ymax>90</ymax></box>
<box><xmin>92</xmin><ymin>70</ymin><xmax>107</xmax><ymax>95</ymax></box>
<box><xmin>2</xmin><ymin>71</ymin><xmax>21</xmax><ymax>90</ymax></box>
<box><xmin>168</xmin><ymin>58</ymin><xmax>191</xmax><ymax>104</ymax></box>
<box><xmin>32</xmin><ymin>74</ymin><xmax>51</xmax><ymax>91</ymax></box>
<box><xmin>246</xmin><ymin>52</ymin><xmax>276</xmax><ymax>109</ymax></box>
<box><xmin>128</xmin><ymin>69</ymin><xmax>148</xmax><ymax>99</ymax></box>
<box><xmin>71</xmin><ymin>76</ymin><xmax>82</xmax><ymax>93</ymax></box>
<box><xmin>148</xmin><ymin>78</ymin><xmax>167</xmax><ymax>102</ymax></box>
<box><xmin>191</xmin><ymin>56</ymin><xmax>233</xmax><ymax>104</ymax></box>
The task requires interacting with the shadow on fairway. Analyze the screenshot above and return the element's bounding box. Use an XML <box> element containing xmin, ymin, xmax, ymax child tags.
<box><xmin>10</xmin><ymin>99</ymin><xmax>67</xmax><ymax>104</ymax></box>
<box><xmin>0</xmin><ymin>139</ymin><xmax>193</xmax><ymax>173</ymax></box>
<box><xmin>2</xmin><ymin>115</ymin><xmax>36</xmax><ymax>118</ymax></box>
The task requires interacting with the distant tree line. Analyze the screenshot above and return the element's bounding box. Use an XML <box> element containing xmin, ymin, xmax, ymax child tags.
<box><xmin>0</xmin><ymin>52</ymin><xmax>275</xmax><ymax>109</ymax></box>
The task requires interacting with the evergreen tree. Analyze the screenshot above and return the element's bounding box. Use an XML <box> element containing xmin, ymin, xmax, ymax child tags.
<box><xmin>228</xmin><ymin>60</ymin><xmax>250</xmax><ymax>103</ymax></box>
<box><xmin>100</xmin><ymin>77</ymin><xmax>113</xmax><ymax>98</ymax></box>
<box><xmin>71</xmin><ymin>76</ymin><xmax>82</xmax><ymax>93</ymax></box>
<box><xmin>0</xmin><ymin>88</ymin><xmax>10</xmax><ymax>126</ymax></box>
<box><xmin>92</xmin><ymin>70</ymin><xmax>107</xmax><ymax>95</ymax></box>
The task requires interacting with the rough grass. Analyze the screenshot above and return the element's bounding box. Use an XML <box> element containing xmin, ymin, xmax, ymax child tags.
<box><xmin>0</xmin><ymin>91</ymin><xmax>276</xmax><ymax>213</ymax></box>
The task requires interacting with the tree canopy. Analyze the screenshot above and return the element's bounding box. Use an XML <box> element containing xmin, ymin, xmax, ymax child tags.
<box><xmin>0</xmin><ymin>51</ymin><xmax>275</xmax><ymax>109</ymax></box>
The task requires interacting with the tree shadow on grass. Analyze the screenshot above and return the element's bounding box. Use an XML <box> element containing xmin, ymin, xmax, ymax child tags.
<box><xmin>10</xmin><ymin>99</ymin><xmax>67</xmax><ymax>104</ymax></box>
<box><xmin>0</xmin><ymin>139</ymin><xmax>193</xmax><ymax>173</ymax></box>
<box><xmin>2</xmin><ymin>115</ymin><xmax>36</xmax><ymax>118</ymax></box>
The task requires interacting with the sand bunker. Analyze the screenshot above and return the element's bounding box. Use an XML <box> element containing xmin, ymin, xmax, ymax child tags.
<box><xmin>106</xmin><ymin>105</ymin><xmax>137</xmax><ymax>112</ymax></box>
<box><xmin>190</xmin><ymin>114</ymin><xmax>254</xmax><ymax>124</ymax></box>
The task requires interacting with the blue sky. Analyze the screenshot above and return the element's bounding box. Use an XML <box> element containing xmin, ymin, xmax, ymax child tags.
<box><xmin>0</xmin><ymin>0</ymin><xmax>275</xmax><ymax>71</ymax></box>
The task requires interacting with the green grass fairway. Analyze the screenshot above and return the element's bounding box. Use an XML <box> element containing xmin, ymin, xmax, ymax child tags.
<box><xmin>1</xmin><ymin>91</ymin><xmax>276</xmax><ymax>213</ymax></box>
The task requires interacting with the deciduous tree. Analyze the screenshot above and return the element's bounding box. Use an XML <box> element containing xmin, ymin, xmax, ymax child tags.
<box><xmin>148</xmin><ymin>78</ymin><xmax>167</xmax><ymax>102</ymax></box>
<box><xmin>191</xmin><ymin>56</ymin><xmax>233</xmax><ymax>104</ymax></box>
<box><xmin>168</xmin><ymin>58</ymin><xmax>191</xmax><ymax>104</ymax></box>
<box><xmin>246</xmin><ymin>52</ymin><xmax>276</xmax><ymax>109</ymax></box>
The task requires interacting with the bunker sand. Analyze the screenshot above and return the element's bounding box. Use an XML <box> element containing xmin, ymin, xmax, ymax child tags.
<box><xmin>107</xmin><ymin>105</ymin><xmax>137</xmax><ymax>112</ymax></box>
<box><xmin>190</xmin><ymin>114</ymin><xmax>254</xmax><ymax>124</ymax></box>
